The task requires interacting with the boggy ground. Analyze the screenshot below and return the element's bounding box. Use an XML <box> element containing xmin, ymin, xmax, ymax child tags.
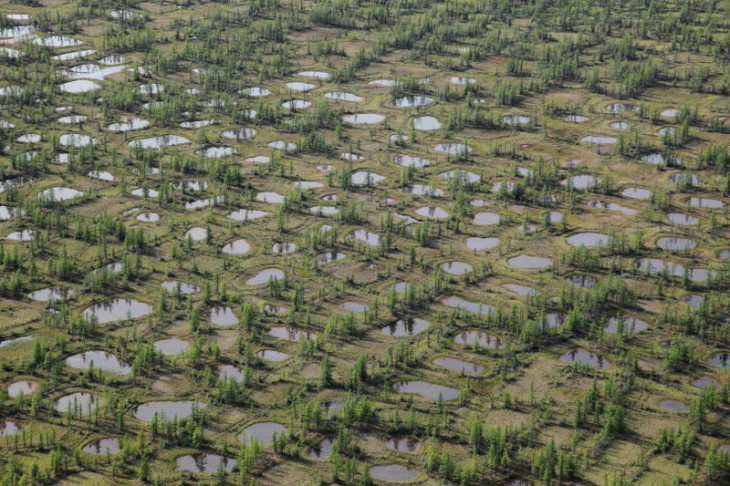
<box><xmin>0</xmin><ymin>0</ymin><xmax>729</xmax><ymax>485</ymax></box>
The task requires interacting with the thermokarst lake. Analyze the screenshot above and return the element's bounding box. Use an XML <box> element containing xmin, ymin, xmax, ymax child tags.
<box><xmin>0</xmin><ymin>1</ymin><xmax>728</xmax><ymax>485</ymax></box>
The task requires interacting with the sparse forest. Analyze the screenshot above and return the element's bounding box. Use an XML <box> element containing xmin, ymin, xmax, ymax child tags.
<box><xmin>0</xmin><ymin>0</ymin><xmax>729</xmax><ymax>485</ymax></box>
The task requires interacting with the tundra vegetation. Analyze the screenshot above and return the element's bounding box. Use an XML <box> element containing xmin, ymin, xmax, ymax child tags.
<box><xmin>0</xmin><ymin>0</ymin><xmax>729</xmax><ymax>485</ymax></box>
